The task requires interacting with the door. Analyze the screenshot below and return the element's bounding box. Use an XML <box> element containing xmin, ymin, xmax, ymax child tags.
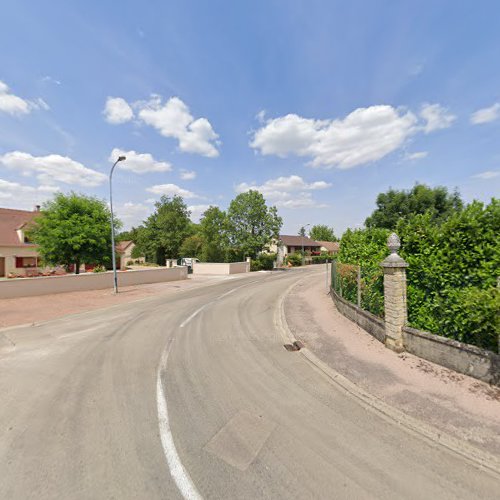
<box><xmin>0</xmin><ymin>257</ymin><xmax>5</xmax><ymax>277</ymax></box>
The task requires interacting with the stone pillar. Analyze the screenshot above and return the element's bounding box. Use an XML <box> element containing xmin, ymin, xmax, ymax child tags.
<box><xmin>381</xmin><ymin>233</ymin><xmax>408</xmax><ymax>352</ymax></box>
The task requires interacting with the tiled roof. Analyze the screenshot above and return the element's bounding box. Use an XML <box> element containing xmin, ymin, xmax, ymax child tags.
<box><xmin>317</xmin><ymin>241</ymin><xmax>340</xmax><ymax>252</ymax></box>
<box><xmin>116</xmin><ymin>240</ymin><xmax>134</xmax><ymax>253</ymax></box>
<box><xmin>279</xmin><ymin>234</ymin><xmax>321</xmax><ymax>247</ymax></box>
<box><xmin>0</xmin><ymin>208</ymin><xmax>39</xmax><ymax>247</ymax></box>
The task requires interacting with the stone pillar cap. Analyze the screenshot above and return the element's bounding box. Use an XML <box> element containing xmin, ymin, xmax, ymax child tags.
<box><xmin>381</xmin><ymin>232</ymin><xmax>408</xmax><ymax>268</ymax></box>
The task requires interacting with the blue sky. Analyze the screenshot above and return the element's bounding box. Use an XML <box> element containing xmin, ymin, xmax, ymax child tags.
<box><xmin>1</xmin><ymin>0</ymin><xmax>499</xmax><ymax>235</ymax></box>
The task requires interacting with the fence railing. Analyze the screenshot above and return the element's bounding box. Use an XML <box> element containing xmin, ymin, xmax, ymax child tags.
<box><xmin>331</xmin><ymin>260</ymin><xmax>384</xmax><ymax>318</ymax></box>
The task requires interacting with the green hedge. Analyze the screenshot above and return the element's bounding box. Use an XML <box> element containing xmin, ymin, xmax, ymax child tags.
<box><xmin>337</xmin><ymin>199</ymin><xmax>499</xmax><ymax>352</ymax></box>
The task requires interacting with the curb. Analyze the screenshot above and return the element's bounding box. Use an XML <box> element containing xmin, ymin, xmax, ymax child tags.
<box><xmin>275</xmin><ymin>279</ymin><xmax>500</xmax><ymax>477</ymax></box>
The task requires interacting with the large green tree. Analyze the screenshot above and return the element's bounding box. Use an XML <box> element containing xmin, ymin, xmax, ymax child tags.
<box><xmin>309</xmin><ymin>224</ymin><xmax>337</xmax><ymax>242</ymax></box>
<box><xmin>365</xmin><ymin>183</ymin><xmax>463</xmax><ymax>230</ymax></box>
<box><xmin>27</xmin><ymin>192</ymin><xmax>117</xmax><ymax>274</ymax></box>
<box><xmin>227</xmin><ymin>190</ymin><xmax>282</xmax><ymax>259</ymax></box>
<box><xmin>198</xmin><ymin>206</ymin><xmax>229</xmax><ymax>262</ymax></box>
<box><xmin>136</xmin><ymin>195</ymin><xmax>192</xmax><ymax>264</ymax></box>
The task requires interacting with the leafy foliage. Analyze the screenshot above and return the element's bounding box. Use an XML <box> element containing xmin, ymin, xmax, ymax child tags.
<box><xmin>309</xmin><ymin>224</ymin><xmax>337</xmax><ymax>242</ymax></box>
<box><xmin>250</xmin><ymin>253</ymin><xmax>276</xmax><ymax>271</ymax></box>
<box><xmin>227</xmin><ymin>190</ymin><xmax>282</xmax><ymax>259</ymax></box>
<box><xmin>365</xmin><ymin>183</ymin><xmax>463</xmax><ymax>230</ymax></box>
<box><xmin>286</xmin><ymin>252</ymin><xmax>303</xmax><ymax>267</ymax></box>
<box><xmin>338</xmin><ymin>199</ymin><xmax>499</xmax><ymax>352</ymax></box>
<box><xmin>198</xmin><ymin>206</ymin><xmax>229</xmax><ymax>262</ymax></box>
<box><xmin>27</xmin><ymin>192</ymin><xmax>117</xmax><ymax>274</ymax></box>
<box><xmin>179</xmin><ymin>234</ymin><xmax>204</xmax><ymax>258</ymax></box>
<box><xmin>136</xmin><ymin>195</ymin><xmax>193</xmax><ymax>264</ymax></box>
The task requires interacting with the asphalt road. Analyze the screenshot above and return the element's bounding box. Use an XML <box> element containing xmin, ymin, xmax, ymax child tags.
<box><xmin>0</xmin><ymin>269</ymin><xmax>498</xmax><ymax>499</ymax></box>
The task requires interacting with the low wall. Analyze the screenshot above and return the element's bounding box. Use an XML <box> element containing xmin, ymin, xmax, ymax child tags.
<box><xmin>330</xmin><ymin>288</ymin><xmax>385</xmax><ymax>343</ymax></box>
<box><xmin>330</xmin><ymin>287</ymin><xmax>500</xmax><ymax>386</ymax></box>
<box><xmin>193</xmin><ymin>262</ymin><xmax>250</xmax><ymax>275</ymax></box>
<box><xmin>0</xmin><ymin>267</ymin><xmax>188</xmax><ymax>299</ymax></box>
<box><xmin>404</xmin><ymin>326</ymin><xmax>500</xmax><ymax>385</ymax></box>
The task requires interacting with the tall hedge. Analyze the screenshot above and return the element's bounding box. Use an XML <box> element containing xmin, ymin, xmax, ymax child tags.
<box><xmin>338</xmin><ymin>199</ymin><xmax>499</xmax><ymax>352</ymax></box>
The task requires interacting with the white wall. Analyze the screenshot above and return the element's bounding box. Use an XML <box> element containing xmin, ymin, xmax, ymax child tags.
<box><xmin>193</xmin><ymin>262</ymin><xmax>250</xmax><ymax>275</ymax></box>
<box><xmin>0</xmin><ymin>267</ymin><xmax>187</xmax><ymax>299</ymax></box>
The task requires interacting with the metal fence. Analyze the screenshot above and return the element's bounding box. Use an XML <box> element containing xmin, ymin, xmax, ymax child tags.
<box><xmin>331</xmin><ymin>260</ymin><xmax>384</xmax><ymax>318</ymax></box>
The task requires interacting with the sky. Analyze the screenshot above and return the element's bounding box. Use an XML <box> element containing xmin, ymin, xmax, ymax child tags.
<box><xmin>0</xmin><ymin>0</ymin><xmax>499</xmax><ymax>235</ymax></box>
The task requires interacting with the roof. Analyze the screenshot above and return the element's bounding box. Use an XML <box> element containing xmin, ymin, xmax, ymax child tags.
<box><xmin>116</xmin><ymin>240</ymin><xmax>134</xmax><ymax>253</ymax></box>
<box><xmin>317</xmin><ymin>241</ymin><xmax>340</xmax><ymax>252</ymax></box>
<box><xmin>0</xmin><ymin>208</ymin><xmax>39</xmax><ymax>247</ymax></box>
<box><xmin>279</xmin><ymin>234</ymin><xmax>321</xmax><ymax>247</ymax></box>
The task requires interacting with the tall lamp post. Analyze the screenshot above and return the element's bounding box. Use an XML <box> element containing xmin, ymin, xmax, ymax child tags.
<box><xmin>110</xmin><ymin>155</ymin><xmax>126</xmax><ymax>294</ymax></box>
<box><xmin>301</xmin><ymin>223</ymin><xmax>310</xmax><ymax>266</ymax></box>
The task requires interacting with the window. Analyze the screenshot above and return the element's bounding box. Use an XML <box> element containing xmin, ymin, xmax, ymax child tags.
<box><xmin>15</xmin><ymin>257</ymin><xmax>37</xmax><ymax>268</ymax></box>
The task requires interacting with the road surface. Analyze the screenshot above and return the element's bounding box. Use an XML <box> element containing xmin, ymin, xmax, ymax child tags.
<box><xmin>0</xmin><ymin>269</ymin><xmax>498</xmax><ymax>499</ymax></box>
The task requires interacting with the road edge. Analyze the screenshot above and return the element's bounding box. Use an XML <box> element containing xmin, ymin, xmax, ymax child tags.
<box><xmin>275</xmin><ymin>278</ymin><xmax>500</xmax><ymax>477</ymax></box>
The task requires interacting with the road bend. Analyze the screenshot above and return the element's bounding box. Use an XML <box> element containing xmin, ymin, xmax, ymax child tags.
<box><xmin>0</xmin><ymin>268</ymin><xmax>498</xmax><ymax>499</ymax></box>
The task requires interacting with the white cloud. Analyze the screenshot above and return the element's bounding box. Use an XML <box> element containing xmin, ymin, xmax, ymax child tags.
<box><xmin>103</xmin><ymin>97</ymin><xmax>134</xmax><ymax>124</ymax></box>
<box><xmin>236</xmin><ymin>174</ymin><xmax>330</xmax><ymax>209</ymax></box>
<box><xmin>420</xmin><ymin>103</ymin><xmax>456</xmax><ymax>133</ymax></box>
<box><xmin>472</xmin><ymin>170</ymin><xmax>500</xmax><ymax>180</ymax></box>
<box><xmin>0</xmin><ymin>178</ymin><xmax>59</xmax><ymax>209</ymax></box>
<box><xmin>0</xmin><ymin>151</ymin><xmax>107</xmax><ymax>187</ymax></box>
<box><xmin>470</xmin><ymin>103</ymin><xmax>500</xmax><ymax>125</ymax></box>
<box><xmin>109</xmin><ymin>148</ymin><xmax>172</xmax><ymax>173</ymax></box>
<box><xmin>0</xmin><ymin>80</ymin><xmax>49</xmax><ymax>116</ymax></box>
<box><xmin>136</xmin><ymin>95</ymin><xmax>220</xmax><ymax>157</ymax></box>
<box><xmin>405</xmin><ymin>151</ymin><xmax>428</xmax><ymax>161</ymax></box>
<box><xmin>116</xmin><ymin>202</ymin><xmax>151</xmax><ymax>228</ymax></box>
<box><xmin>180</xmin><ymin>169</ymin><xmax>196</xmax><ymax>180</ymax></box>
<box><xmin>188</xmin><ymin>204</ymin><xmax>212</xmax><ymax>222</ymax></box>
<box><xmin>250</xmin><ymin>105</ymin><xmax>419</xmax><ymax>169</ymax></box>
<box><xmin>146</xmin><ymin>183</ymin><xmax>199</xmax><ymax>198</ymax></box>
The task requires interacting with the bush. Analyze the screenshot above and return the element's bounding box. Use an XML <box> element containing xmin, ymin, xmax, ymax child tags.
<box><xmin>251</xmin><ymin>253</ymin><xmax>276</xmax><ymax>271</ymax></box>
<box><xmin>337</xmin><ymin>199</ymin><xmax>500</xmax><ymax>352</ymax></box>
<box><xmin>93</xmin><ymin>264</ymin><xmax>106</xmax><ymax>273</ymax></box>
<box><xmin>286</xmin><ymin>252</ymin><xmax>303</xmax><ymax>267</ymax></box>
<box><xmin>312</xmin><ymin>253</ymin><xmax>335</xmax><ymax>264</ymax></box>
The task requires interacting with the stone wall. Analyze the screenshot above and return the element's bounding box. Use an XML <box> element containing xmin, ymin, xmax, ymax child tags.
<box><xmin>330</xmin><ymin>289</ymin><xmax>385</xmax><ymax>343</ymax></box>
<box><xmin>404</xmin><ymin>326</ymin><xmax>500</xmax><ymax>385</ymax></box>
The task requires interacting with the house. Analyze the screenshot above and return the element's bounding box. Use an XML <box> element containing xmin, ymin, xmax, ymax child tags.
<box><xmin>0</xmin><ymin>207</ymin><xmax>41</xmax><ymax>277</ymax></box>
<box><xmin>116</xmin><ymin>240</ymin><xmax>143</xmax><ymax>269</ymax></box>
<box><xmin>270</xmin><ymin>234</ymin><xmax>322</xmax><ymax>265</ymax></box>
<box><xmin>316</xmin><ymin>240</ymin><xmax>340</xmax><ymax>254</ymax></box>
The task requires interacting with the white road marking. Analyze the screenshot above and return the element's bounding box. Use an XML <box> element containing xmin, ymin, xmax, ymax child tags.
<box><xmin>180</xmin><ymin>281</ymin><xmax>258</xmax><ymax>328</ymax></box>
<box><xmin>179</xmin><ymin>304</ymin><xmax>208</xmax><ymax>328</ymax></box>
<box><xmin>157</xmin><ymin>343</ymin><xmax>203</xmax><ymax>500</ymax></box>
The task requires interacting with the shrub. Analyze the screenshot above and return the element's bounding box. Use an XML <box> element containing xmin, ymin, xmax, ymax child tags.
<box><xmin>286</xmin><ymin>252</ymin><xmax>303</xmax><ymax>267</ymax></box>
<box><xmin>251</xmin><ymin>253</ymin><xmax>276</xmax><ymax>271</ymax></box>
<box><xmin>93</xmin><ymin>264</ymin><xmax>106</xmax><ymax>273</ymax></box>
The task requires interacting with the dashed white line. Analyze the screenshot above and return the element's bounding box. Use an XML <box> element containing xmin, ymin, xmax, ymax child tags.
<box><xmin>157</xmin><ymin>343</ymin><xmax>203</xmax><ymax>500</ymax></box>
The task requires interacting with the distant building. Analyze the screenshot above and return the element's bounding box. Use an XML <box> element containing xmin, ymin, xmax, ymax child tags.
<box><xmin>116</xmin><ymin>240</ymin><xmax>143</xmax><ymax>269</ymax></box>
<box><xmin>0</xmin><ymin>207</ymin><xmax>41</xmax><ymax>277</ymax></box>
<box><xmin>316</xmin><ymin>241</ymin><xmax>340</xmax><ymax>254</ymax></box>
<box><xmin>269</xmin><ymin>234</ymin><xmax>322</xmax><ymax>265</ymax></box>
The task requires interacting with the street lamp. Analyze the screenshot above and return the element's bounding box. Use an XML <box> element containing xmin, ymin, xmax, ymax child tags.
<box><xmin>110</xmin><ymin>155</ymin><xmax>126</xmax><ymax>294</ymax></box>
<box><xmin>301</xmin><ymin>223</ymin><xmax>310</xmax><ymax>266</ymax></box>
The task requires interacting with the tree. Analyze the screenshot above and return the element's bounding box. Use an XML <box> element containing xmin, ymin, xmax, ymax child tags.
<box><xmin>27</xmin><ymin>192</ymin><xmax>118</xmax><ymax>274</ymax></box>
<box><xmin>298</xmin><ymin>226</ymin><xmax>306</xmax><ymax>237</ymax></box>
<box><xmin>198</xmin><ymin>206</ymin><xmax>229</xmax><ymax>262</ymax></box>
<box><xmin>180</xmin><ymin>235</ymin><xmax>204</xmax><ymax>258</ymax></box>
<box><xmin>136</xmin><ymin>196</ymin><xmax>192</xmax><ymax>264</ymax></box>
<box><xmin>227</xmin><ymin>190</ymin><xmax>282</xmax><ymax>259</ymax></box>
<box><xmin>310</xmin><ymin>224</ymin><xmax>337</xmax><ymax>242</ymax></box>
<box><xmin>365</xmin><ymin>183</ymin><xmax>463</xmax><ymax>230</ymax></box>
